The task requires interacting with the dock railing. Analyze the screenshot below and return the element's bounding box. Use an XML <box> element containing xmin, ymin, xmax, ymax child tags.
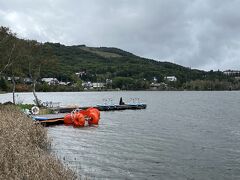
<box><xmin>42</xmin><ymin>101</ymin><xmax>61</xmax><ymax>108</ymax></box>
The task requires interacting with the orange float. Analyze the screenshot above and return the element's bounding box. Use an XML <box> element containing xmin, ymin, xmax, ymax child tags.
<box><xmin>88</xmin><ymin>112</ymin><xmax>99</xmax><ymax>125</ymax></box>
<box><xmin>86</xmin><ymin>108</ymin><xmax>100</xmax><ymax>125</ymax></box>
<box><xmin>64</xmin><ymin>113</ymin><xmax>73</xmax><ymax>125</ymax></box>
<box><xmin>79</xmin><ymin>109</ymin><xmax>88</xmax><ymax>116</ymax></box>
<box><xmin>84</xmin><ymin>107</ymin><xmax>99</xmax><ymax>117</ymax></box>
<box><xmin>73</xmin><ymin>112</ymin><xmax>85</xmax><ymax>127</ymax></box>
<box><xmin>63</xmin><ymin>108</ymin><xmax>100</xmax><ymax>127</ymax></box>
<box><xmin>89</xmin><ymin>108</ymin><xmax>100</xmax><ymax>119</ymax></box>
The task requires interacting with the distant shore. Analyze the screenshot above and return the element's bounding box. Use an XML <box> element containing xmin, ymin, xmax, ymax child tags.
<box><xmin>0</xmin><ymin>89</ymin><xmax>239</xmax><ymax>94</ymax></box>
<box><xmin>0</xmin><ymin>105</ymin><xmax>77</xmax><ymax>179</ymax></box>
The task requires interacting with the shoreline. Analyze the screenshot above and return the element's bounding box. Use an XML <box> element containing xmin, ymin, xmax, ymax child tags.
<box><xmin>1</xmin><ymin>89</ymin><xmax>239</xmax><ymax>94</ymax></box>
<box><xmin>0</xmin><ymin>105</ymin><xmax>77</xmax><ymax>179</ymax></box>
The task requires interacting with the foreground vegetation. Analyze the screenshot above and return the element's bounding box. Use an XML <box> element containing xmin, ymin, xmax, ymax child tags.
<box><xmin>0</xmin><ymin>105</ymin><xmax>77</xmax><ymax>179</ymax></box>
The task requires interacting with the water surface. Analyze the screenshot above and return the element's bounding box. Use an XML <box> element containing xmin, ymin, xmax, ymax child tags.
<box><xmin>1</xmin><ymin>91</ymin><xmax>240</xmax><ymax>179</ymax></box>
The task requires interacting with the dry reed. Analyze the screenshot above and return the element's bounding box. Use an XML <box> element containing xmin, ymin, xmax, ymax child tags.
<box><xmin>0</xmin><ymin>105</ymin><xmax>77</xmax><ymax>180</ymax></box>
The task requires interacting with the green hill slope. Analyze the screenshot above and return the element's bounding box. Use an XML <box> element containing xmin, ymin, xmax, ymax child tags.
<box><xmin>43</xmin><ymin>42</ymin><xmax>207</xmax><ymax>85</ymax></box>
<box><xmin>1</xmin><ymin>26</ymin><xmax>235</xmax><ymax>91</ymax></box>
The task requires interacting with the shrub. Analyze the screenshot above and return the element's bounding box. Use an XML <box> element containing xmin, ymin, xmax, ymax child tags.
<box><xmin>0</xmin><ymin>105</ymin><xmax>77</xmax><ymax>179</ymax></box>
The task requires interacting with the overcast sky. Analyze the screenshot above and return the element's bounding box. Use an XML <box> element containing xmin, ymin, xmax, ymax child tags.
<box><xmin>0</xmin><ymin>0</ymin><xmax>240</xmax><ymax>70</ymax></box>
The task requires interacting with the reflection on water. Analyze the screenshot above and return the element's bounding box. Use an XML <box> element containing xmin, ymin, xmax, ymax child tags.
<box><xmin>1</xmin><ymin>91</ymin><xmax>240</xmax><ymax>179</ymax></box>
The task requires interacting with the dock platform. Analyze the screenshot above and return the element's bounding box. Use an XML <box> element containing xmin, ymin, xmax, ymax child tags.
<box><xmin>33</xmin><ymin>103</ymin><xmax>147</xmax><ymax>126</ymax></box>
<box><xmin>56</xmin><ymin>103</ymin><xmax>147</xmax><ymax>113</ymax></box>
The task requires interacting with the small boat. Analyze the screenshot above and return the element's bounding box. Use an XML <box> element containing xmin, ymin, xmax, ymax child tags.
<box><xmin>33</xmin><ymin>113</ymin><xmax>65</xmax><ymax>126</ymax></box>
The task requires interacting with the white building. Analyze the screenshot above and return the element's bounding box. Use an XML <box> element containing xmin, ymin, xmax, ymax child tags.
<box><xmin>150</xmin><ymin>82</ymin><xmax>167</xmax><ymax>90</ymax></box>
<box><xmin>7</xmin><ymin>77</ymin><xmax>20</xmax><ymax>81</ymax></box>
<box><xmin>165</xmin><ymin>76</ymin><xmax>177</xmax><ymax>82</ymax></box>
<box><xmin>59</xmin><ymin>81</ymin><xmax>71</xmax><ymax>86</ymax></box>
<box><xmin>82</xmin><ymin>81</ymin><xmax>93</xmax><ymax>89</ymax></box>
<box><xmin>92</xmin><ymin>82</ymin><xmax>105</xmax><ymax>89</ymax></box>
<box><xmin>153</xmin><ymin>77</ymin><xmax>158</xmax><ymax>82</ymax></box>
<box><xmin>23</xmin><ymin>77</ymin><xmax>32</xmax><ymax>84</ymax></box>
<box><xmin>41</xmin><ymin>78</ymin><xmax>59</xmax><ymax>85</ymax></box>
<box><xmin>106</xmin><ymin>79</ymin><xmax>112</xmax><ymax>84</ymax></box>
<box><xmin>223</xmin><ymin>70</ymin><xmax>240</xmax><ymax>76</ymax></box>
<box><xmin>75</xmin><ymin>71</ymin><xmax>86</xmax><ymax>77</ymax></box>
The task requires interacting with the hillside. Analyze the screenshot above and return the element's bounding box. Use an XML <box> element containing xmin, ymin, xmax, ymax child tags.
<box><xmin>43</xmin><ymin>43</ymin><xmax>207</xmax><ymax>83</ymax></box>
<box><xmin>0</xmin><ymin>26</ymin><xmax>237</xmax><ymax>91</ymax></box>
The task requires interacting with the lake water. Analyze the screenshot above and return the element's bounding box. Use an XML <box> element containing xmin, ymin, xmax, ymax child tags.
<box><xmin>1</xmin><ymin>91</ymin><xmax>240</xmax><ymax>179</ymax></box>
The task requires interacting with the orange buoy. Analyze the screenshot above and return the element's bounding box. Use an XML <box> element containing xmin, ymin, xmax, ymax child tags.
<box><xmin>64</xmin><ymin>113</ymin><xmax>73</xmax><ymax>125</ymax></box>
<box><xmin>73</xmin><ymin>112</ymin><xmax>85</xmax><ymax>127</ymax></box>
<box><xmin>93</xmin><ymin>109</ymin><xmax>100</xmax><ymax>119</ymax></box>
<box><xmin>88</xmin><ymin>112</ymin><xmax>99</xmax><ymax>125</ymax></box>
<box><xmin>87</xmin><ymin>107</ymin><xmax>100</xmax><ymax>118</ymax></box>
<box><xmin>79</xmin><ymin>109</ymin><xmax>89</xmax><ymax>116</ymax></box>
<box><xmin>64</xmin><ymin>108</ymin><xmax>100</xmax><ymax>127</ymax></box>
<box><xmin>83</xmin><ymin>107</ymin><xmax>100</xmax><ymax>125</ymax></box>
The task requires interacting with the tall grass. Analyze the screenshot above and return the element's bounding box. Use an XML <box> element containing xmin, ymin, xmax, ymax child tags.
<box><xmin>0</xmin><ymin>105</ymin><xmax>77</xmax><ymax>179</ymax></box>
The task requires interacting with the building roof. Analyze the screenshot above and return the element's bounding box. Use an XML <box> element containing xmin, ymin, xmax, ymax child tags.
<box><xmin>41</xmin><ymin>78</ymin><xmax>59</xmax><ymax>82</ymax></box>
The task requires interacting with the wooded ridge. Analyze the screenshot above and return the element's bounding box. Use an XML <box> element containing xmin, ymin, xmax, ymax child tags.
<box><xmin>0</xmin><ymin>26</ymin><xmax>239</xmax><ymax>92</ymax></box>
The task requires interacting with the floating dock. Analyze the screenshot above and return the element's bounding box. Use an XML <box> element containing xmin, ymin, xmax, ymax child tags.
<box><xmin>33</xmin><ymin>103</ymin><xmax>147</xmax><ymax>126</ymax></box>
<box><xmin>56</xmin><ymin>103</ymin><xmax>147</xmax><ymax>113</ymax></box>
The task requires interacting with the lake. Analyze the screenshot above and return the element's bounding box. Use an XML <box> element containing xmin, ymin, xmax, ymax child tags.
<box><xmin>1</xmin><ymin>91</ymin><xmax>240</xmax><ymax>179</ymax></box>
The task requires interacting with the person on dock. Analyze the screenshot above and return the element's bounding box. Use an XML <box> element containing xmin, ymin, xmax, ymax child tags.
<box><xmin>119</xmin><ymin>97</ymin><xmax>125</xmax><ymax>105</ymax></box>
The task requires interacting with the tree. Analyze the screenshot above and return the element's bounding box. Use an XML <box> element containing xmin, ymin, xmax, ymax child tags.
<box><xmin>23</xmin><ymin>40</ymin><xmax>59</xmax><ymax>106</ymax></box>
<box><xmin>71</xmin><ymin>74</ymin><xmax>82</xmax><ymax>91</ymax></box>
<box><xmin>0</xmin><ymin>26</ymin><xmax>20</xmax><ymax>103</ymax></box>
<box><xmin>9</xmin><ymin>39</ymin><xmax>28</xmax><ymax>103</ymax></box>
<box><xmin>112</xmin><ymin>77</ymin><xmax>135</xmax><ymax>90</ymax></box>
<box><xmin>25</xmin><ymin>41</ymin><xmax>45</xmax><ymax>106</ymax></box>
<box><xmin>0</xmin><ymin>27</ymin><xmax>16</xmax><ymax>76</ymax></box>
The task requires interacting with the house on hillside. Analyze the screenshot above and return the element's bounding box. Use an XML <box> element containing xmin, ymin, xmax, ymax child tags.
<box><xmin>93</xmin><ymin>82</ymin><xmax>105</xmax><ymax>89</ymax></box>
<box><xmin>153</xmin><ymin>77</ymin><xmax>158</xmax><ymax>82</ymax></box>
<box><xmin>223</xmin><ymin>70</ymin><xmax>240</xmax><ymax>76</ymax></box>
<box><xmin>150</xmin><ymin>82</ymin><xmax>167</xmax><ymax>90</ymax></box>
<box><xmin>59</xmin><ymin>81</ymin><xmax>71</xmax><ymax>86</ymax></box>
<box><xmin>41</xmin><ymin>78</ymin><xmax>59</xmax><ymax>85</ymax></box>
<box><xmin>81</xmin><ymin>82</ymin><xmax>105</xmax><ymax>90</ymax></box>
<box><xmin>164</xmin><ymin>76</ymin><xmax>177</xmax><ymax>82</ymax></box>
<box><xmin>82</xmin><ymin>81</ymin><xmax>93</xmax><ymax>89</ymax></box>
<box><xmin>23</xmin><ymin>77</ymin><xmax>32</xmax><ymax>84</ymax></box>
<box><xmin>75</xmin><ymin>71</ymin><xmax>86</xmax><ymax>77</ymax></box>
<box><xmin>7</xmin><ymin>77</ymin><xmax>20</xmax><ymax>82</ymax></box>
<box><xmin>235</xmin><ymin>77</ymin><xmax>240</xmax><ymax>81</ymax></box>
<box><xmin>106</xmin><ymin>79</ymin><xmax>112</xmax><ymax>84</ymax></box>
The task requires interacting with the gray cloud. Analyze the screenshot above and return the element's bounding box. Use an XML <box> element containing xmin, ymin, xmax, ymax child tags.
<box><xmin>0</xmin><ymin>0</ymin><xmax>240</xmax><ymax>70</ymax></box>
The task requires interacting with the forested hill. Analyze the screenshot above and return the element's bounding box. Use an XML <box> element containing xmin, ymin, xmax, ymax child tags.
<box><xmin>1</xmin><ymin>26</ymin><xmax>237</xmax><ymax>91</ymax></box>
<box><xmin>43</xmin><ymin>42</ymin><xmax>206</xmax><ymax>83</ymax></box>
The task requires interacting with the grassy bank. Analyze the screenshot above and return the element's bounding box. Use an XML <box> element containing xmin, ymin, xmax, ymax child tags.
<box><xmin>0</xmin><ymin>105</ymin><xmax>77</xmax><ymax>179</ymax></box>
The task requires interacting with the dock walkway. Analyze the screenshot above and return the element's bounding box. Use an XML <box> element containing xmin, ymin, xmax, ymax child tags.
<box><xmin>55</xmin><ymin>103</ymin><xmax>147</xmax><ymax>113</ymax></box>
